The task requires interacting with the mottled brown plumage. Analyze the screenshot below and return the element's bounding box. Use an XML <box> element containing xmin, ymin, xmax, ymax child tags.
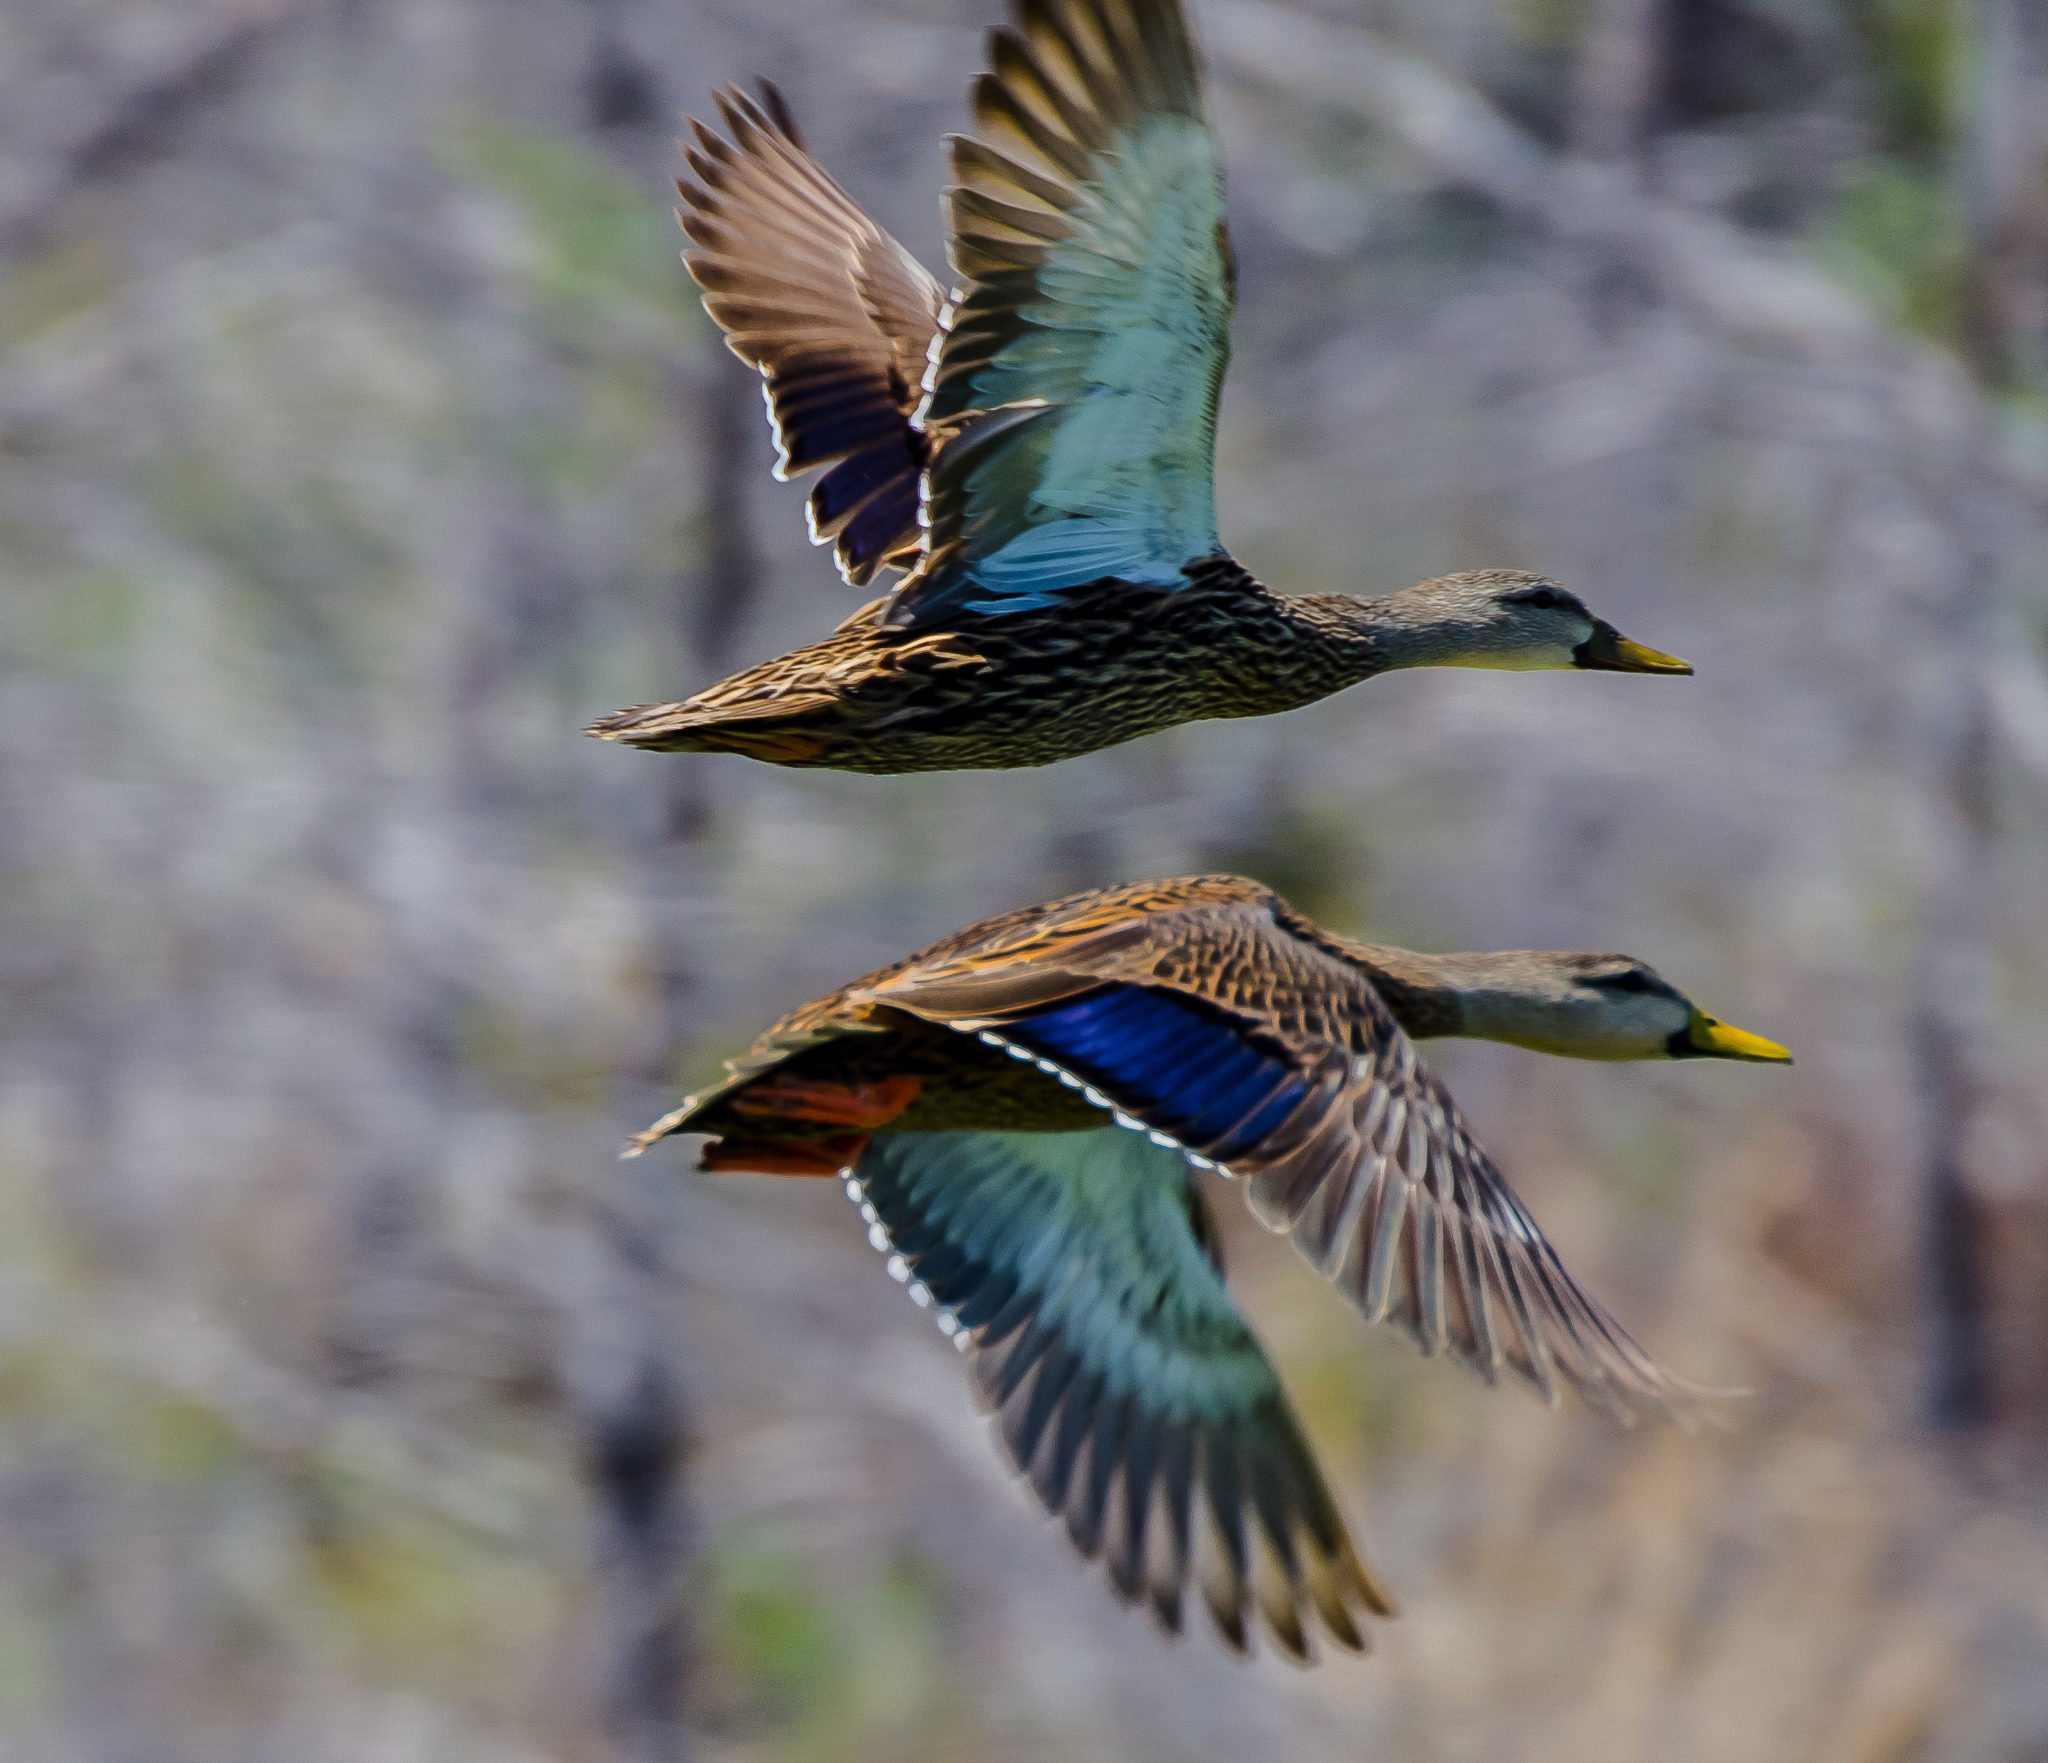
<box><xmin>588</xmin><ymin>0</ymin><xmax>1690</xmax><ymax>774</ymax></box>
<box><xmin>592</xmin><ymin>561</ymin><xmax>1369</xmax><ymax>770</ymax></box>
<box><xmin>674</xmin><ymin>83</ymin><xmax>941</xmax><ymax>584</ymax></box>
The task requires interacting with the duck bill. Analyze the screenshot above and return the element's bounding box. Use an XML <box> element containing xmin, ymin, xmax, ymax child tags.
<box><xmin>1671</xmin><ymin>1009</ymin><xmax>1792</xmax><ymax>1063</ymax></box>
<box><xmin>1573</xmin><ymin>620</ymin><xmax>1693</xmax><ymax>675</ymax></box>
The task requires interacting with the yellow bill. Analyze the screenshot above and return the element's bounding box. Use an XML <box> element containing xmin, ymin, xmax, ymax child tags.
<box><xmin>1682</xmin><ymin>1009</ymin><xmax>1793</xmax><ymax>1063</ymax></box>
<box><xmin>1574</xmin><ymin>620</ymin><xmax>1694</xmax><ymax>675</ymax></box>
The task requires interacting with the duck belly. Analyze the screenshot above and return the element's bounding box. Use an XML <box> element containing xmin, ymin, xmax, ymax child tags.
<box><xmin>701</xmin><ymin>1033</ymin><xmax>1108</xmax><ymax>1141</ymax></box>
<box><xmin>678</xmin><ymin>656</ymin><xmax>1205</xmax><ymax>772</ymax></box>
<box><xmin>595</xmin><ymin>575</ymin><xmax>1312</xmax><ymax>771</ymax></box>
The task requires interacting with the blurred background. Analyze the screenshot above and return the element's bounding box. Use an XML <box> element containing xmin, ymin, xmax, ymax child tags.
<box><xmin>3</xmin><ymin>0</ymin><xmax>2047</xmax><ymax>1757</ymax></box>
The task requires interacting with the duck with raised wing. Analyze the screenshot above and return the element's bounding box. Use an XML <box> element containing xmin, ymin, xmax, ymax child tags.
<box><xmin>587</xmin><ymin>0</ymin><xmax>1690</xmax><ymax>772</ymax></box>
<box><xmin>631</xmin><ymin>876</ymin><xmax>1789</xmax><ymax>1658</ymax></box>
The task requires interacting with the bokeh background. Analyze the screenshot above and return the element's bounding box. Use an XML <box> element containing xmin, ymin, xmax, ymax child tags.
<box><xmin>4</xmin><ymin>0</ymin><xmax>2048</xmax><ymax>1757</ymax></box>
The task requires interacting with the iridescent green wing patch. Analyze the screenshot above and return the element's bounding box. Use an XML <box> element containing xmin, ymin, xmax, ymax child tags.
<box><xmin>851</xmin><ymin>1127</ymin><xmax>1390</xmax><ymax>1660</ymax></box>
<box><xmin>883</xmin><ymin>0</ymin><xmax>1234</xmax><ymax>627</ymax></box>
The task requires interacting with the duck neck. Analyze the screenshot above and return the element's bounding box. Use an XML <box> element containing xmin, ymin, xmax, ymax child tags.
<box><xmin>1287</xmin><ymin>592</ymin><xmax>1478</xmax><ymax>683</ymax></box>
<box><xmin>1272</xmin><ymin>905</ymin><xmax>1472</xmax><ymax>1039</ymax></box>
<box><xmin>1342</xmin><ymin>944</ymin><xmax>1482</xmax><ymax>1040</ymax></box>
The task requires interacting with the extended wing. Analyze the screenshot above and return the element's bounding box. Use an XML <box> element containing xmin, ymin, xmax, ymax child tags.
<box><xmin>881</xmin><ymin>0</ymin><xmax>1234</xmax><ymax>628</ymax></box>
<box><xmin>679</xmin><ymin>84</ymin><xmax>945</xmax><ymax>585</ymax></box>
<box><xmin>868</xmin><ymin>901</ymin><xmax>1708</xmax><ymax>1425</ymax></box>
<box><xmin>853</xmin><ymin>1128</ymin><xmax>1390</xmax><ymax>1659</ymax></box>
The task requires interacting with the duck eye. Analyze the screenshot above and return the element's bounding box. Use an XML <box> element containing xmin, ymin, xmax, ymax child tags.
<box><xmin>1512</xmin><ymin>587</ymin><xmax>1565</xmax><ymax>612</ymax></box>
<box><xmin>1601</xmin><ymin>971</ymin><xmax>1653</xmax><ymax>995</ymax></box>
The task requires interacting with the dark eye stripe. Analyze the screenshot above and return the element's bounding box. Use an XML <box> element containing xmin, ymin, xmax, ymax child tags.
<box><xmin>1588</xmin><ymin>972</ymin><xmax>1653</xmax><ymax>994</ymax></box>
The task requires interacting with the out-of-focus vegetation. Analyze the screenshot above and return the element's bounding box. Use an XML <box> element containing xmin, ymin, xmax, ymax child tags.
<box><xmin>1</xmin><ymin>0</ymin><xmax>2045</xmax><ymax>1758</ymax></box>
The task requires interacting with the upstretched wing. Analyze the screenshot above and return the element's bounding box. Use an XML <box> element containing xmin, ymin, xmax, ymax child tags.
<box><xmin>853</xmin><ymin>1128</ymin><xmax>1390</xmax><ymax>1659</ymax></box>
<box><xmin>866</xmin><ymin>898</ymin><xmax>1707</xmax><ymax>1425</ymax></box>
<box><xmin>880</xmin><ymin>0</ymin><xmax>1234</xmax><ymax>629</ymax></box>
<box><xmin>678</xmin><ymin>84</ymin><xmax>945</xmax><ymax>585</ymax></box>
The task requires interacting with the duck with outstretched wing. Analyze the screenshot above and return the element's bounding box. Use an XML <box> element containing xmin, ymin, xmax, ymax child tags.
<box><xmin>632</xmin><ymin>876</ymin><xmax>1790</xmax><ymax>1658</ymax></box>
<box><xmin>588</xmin><ymin>0</ymin><xmax>1690</xmax><ymax>773</ymax></box>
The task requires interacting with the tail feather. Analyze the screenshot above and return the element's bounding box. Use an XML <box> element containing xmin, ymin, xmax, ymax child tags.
<box><xmin>586</xmin><ymin>691</ymin><xmax>838</xmax><ymax>756</ymax></box>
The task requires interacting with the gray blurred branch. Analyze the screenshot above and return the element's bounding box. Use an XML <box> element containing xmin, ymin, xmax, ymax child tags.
<box><xmin>572</xmin><ymin>1214</ymin><xmax>696</xmax><ymax>1763</ymax></box>
<box><xmin>1208</xmin><ymin>0</ymin><xmax>2043</xmax><ymax>491</ymax></box>
<box><xmin>1910</xmin><ymin>0</ymin><xmax>2042</xmax><ymax>1431</ymax></box>
<box><xmin>0</xmin><ymin>0</ymin><xmax>317</xmax><ymax>263</ymax></box>
<box><xmin>1572</xmin><ymin>0</ymin><xmax>1665</xmax><ymax>159</ymax></box>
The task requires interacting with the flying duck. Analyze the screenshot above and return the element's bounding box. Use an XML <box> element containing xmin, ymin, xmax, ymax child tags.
<box><xmin>632</xmin><ymin>877</ymin><xmax>1789</xmax><ymax>1656</ymax></box>
<box><xmin>588</xmin><ymin>0</ymin><xmax>1689</xmax><ymax>772</ymax></box>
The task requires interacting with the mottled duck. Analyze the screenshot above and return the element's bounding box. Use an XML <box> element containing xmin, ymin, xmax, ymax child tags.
<box><xmin>632</xmin><ymin>876</ymin><xmax>1790</xmax><ymax>1658</ymax></box>
<box><xmin>587</xmin><ymin>0</ymin><xmax>1691</xmax><ymax>773</ymax></box>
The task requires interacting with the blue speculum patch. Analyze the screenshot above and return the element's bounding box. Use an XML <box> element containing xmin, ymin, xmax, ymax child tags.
<box><xmin>1011</xmin><ymin>987</ymin><xmax>1309</xmax><ymax>1161</ymax></box>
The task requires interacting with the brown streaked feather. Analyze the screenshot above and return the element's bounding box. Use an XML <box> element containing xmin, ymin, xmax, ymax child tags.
<box><xmin>586</xmin><ymin>560</ymin><xmax>1369</xmax><ymax>773</ymax></box>
<box><xmin>676</xmin><ymin>82</ymin><xmax>944</xmax><ymax>585</ymax></box>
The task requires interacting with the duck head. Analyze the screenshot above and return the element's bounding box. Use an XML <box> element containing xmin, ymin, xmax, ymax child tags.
<box><xmin>1367</xmin><ymin>570</ymin><xmax>1693</xmax><ymax>676</ymax></box>
<box><xmin>1425</xmin><ymin>950</ymin><xmax>1791</xmax><ymax>1062</ymax></box>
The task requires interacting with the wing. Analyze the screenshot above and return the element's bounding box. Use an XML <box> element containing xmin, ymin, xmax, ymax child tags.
<box><xmin>879</xmin><ymin>0</ymin><xmax>1235</xmax><ymax>629</ymax></box>
<box><xmin>620</xmin><ymin>985</ymin><xmax>895</xmax><ymax>1158</ymax></box>
<box><xmin>852</xmin><ymin>1128</ymin><xmax>1390</xmax><ymax>1660</ymax></box>
<box><xmin>866</xmin><ymin>902</ymin><xmax>1706</xmax><ymax>1425</ymax></box>
<box><xmin>679</xmin><ymin>84</ymin><xmax>946</xmax><ymax>585</ymax></box>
